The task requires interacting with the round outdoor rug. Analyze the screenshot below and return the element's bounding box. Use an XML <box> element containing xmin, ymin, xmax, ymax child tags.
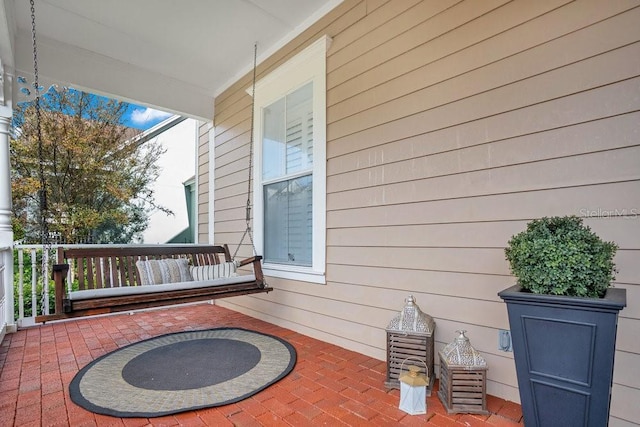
<box><xmin>69</xmin><ymin>327</ymin><xmax>296</xmax><ymax>418</ymax></box>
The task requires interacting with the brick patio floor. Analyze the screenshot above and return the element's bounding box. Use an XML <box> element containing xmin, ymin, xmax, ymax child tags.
<box><xmin>0</xmin><ymin>303</ymin><xmax>523</xmax><ymax>426</ymax></box>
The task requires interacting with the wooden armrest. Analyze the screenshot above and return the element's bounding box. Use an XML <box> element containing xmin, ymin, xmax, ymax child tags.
<box><xmin>237</xmin><ymin>255</ymin><xmax>263</xmax><ymax>267</ymax></box>
<box><xmin>237</xmin><ymin>256</ymin><xmax>265</xmax><ymax>288</ymax></box>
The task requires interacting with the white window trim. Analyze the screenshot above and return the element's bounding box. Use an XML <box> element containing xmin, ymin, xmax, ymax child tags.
<box><xmin>251</xmin><ymin>35</ymin><xmax>330</xmax><ymax>284</ymax></box>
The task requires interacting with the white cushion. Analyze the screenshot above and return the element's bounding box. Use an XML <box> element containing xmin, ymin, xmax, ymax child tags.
<box><xmin>68</xmin><ymin>274</ymin><xmax>257</xmax><ymax>301</ymax></box>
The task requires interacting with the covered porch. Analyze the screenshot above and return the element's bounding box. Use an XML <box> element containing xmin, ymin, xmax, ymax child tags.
<box><xmin>0</xmin><ymin>0</ymin><xmax>346</xmax><ymax>343</ymax></box>
<box><xmin>1</xmin><ymin>1</ymin><xmax>639</xmax><ymax>425</ymax></box>
<box><xmin>0</xmin><ymin>302</ymin><xmax>523</xmax><ymax>426</ymax></box>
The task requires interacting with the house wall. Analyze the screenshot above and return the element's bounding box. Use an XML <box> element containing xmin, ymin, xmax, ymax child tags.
<box><xmin>141</xmin><ymin>119</ymin><xmax>197</xmax><ymax>244</ymax></box>
<box><xmin>208</xmin><ymin>1</ymin><xmax>640</xmax><ymax>423</ymax></box>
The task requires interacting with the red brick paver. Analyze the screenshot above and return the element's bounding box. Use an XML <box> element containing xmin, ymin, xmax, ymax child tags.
<box><xmin>0</xmin><ymin>303</ymin><xmax>524</xmax><ymax>426</ymax></box>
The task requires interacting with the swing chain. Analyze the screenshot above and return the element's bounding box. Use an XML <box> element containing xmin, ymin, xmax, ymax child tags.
<box><xmin>233</xmin><ymin>42</ymin><xmax>258</xmax><ymax>260</ymax></box>
<box><xmin>30</xmin><ymin>0</ymin><xmax>52</xmax><ymax>314</ymax></box>
<box><xmin>30</xmin><ymin>0</ymin><xmax>47</xmax><ymax>240</ymax></box>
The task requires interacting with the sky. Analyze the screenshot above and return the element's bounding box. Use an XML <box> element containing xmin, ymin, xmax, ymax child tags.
<box><xmin>17</xmin><ymin>86</ymin><xmax>175</xmax><ymax>131</ymax></box>
<box><xmin>123</xmin><ymin>104</ymin><xmax>174</xmax><ymax>130</ymax></box>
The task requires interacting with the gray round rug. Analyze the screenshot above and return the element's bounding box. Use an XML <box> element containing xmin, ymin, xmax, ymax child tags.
<box><xmin>69</xmin><ymin>328</ymin><xmax>296</xmax><ymax>418</ymax></box>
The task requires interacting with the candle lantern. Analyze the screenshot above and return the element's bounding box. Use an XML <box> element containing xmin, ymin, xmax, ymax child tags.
<box><xmin>438</xmin><ymin>330</ymin><xmax>489</xmax><ymax>414</ymax></box>
<box><xmin>385</xmin><ymin>295</ymin><xmax>435</xmax><ymax>395</ymax></box>
<box><xmin>398</xmin><ymin>360</ymin><xmax>429</xmax><ymax>415</ymax></box>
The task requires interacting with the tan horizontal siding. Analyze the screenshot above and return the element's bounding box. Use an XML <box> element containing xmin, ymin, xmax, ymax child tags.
<box><xmin>327</xmin><ymin>0</ymin><xmax>513</xmax><ymax>89</ymax></box>
<box><xmin>327</xmin><ymin>264</ymin><xmax>515</xmax><ymax>301</ymax></box>
<box><xmin>328</xmin><ymin>43</ymin><xmax>640</xmax><ymax>140</ymax></box>
<box><xmin>214</xmin><ymin>193</ymin><xmax>249</xmax><ymax>212</ymax></box>
<box><xmin>610</xmin><ymin>382</ymin><xmax>640</xmax><ymax>425</ymax></box>
<box><xmin>327</xmin><ymin>0</ymin><xmax>465</xmax><ymax>75</ymax></box>
<box><xmin>328</xmin><ymin>0</ymin><xmax>420</xmax><ymax>55</ymax></box>
<box><xmin>617</xmin><ymin>285</ymin><xmax>640</xmax><ymax>319</ymax></box>
<box><xmin>327</xmin><ymin>221</ymin><xmax>530</xmax><ymax>248</ymax></box>
<box><xmin>333</xmin><ymin>7</ymin><xmax>640</xmax><ymax>126</ymax></box>
<box><xmin>213</xmin><ymin>120</ymin><xmax>250</xmax><ymax>150</ymax></box>
<box><xmin>328</xmin><ymin>76</ymin><xmax>640</xmax><ymax>159</ymax></box>
<box><xmin>617</xmin><ymin>317</ymin><xmax>640</xmax><ymax>355</ymax></box>
<box><xmin>214</xmin><ymin>207</ymin><xmax>246</xmax><ymax>223</ymax></box>
<box><xmin>215</xmin><ymin>182</ymin><xmax>247</xmax><ymax>202</ymax></box>
<box><xmin>215</xmin><ymin>143</ymin><xmax>250</xmax><ymax>170</ymax></box>
<box><xmin>209</xmin><ymin>0</ymin><xmax>640</xmax><ymax>414</ymax></box>
<box><xmin>214</xmin><ymin>95</ymin><xmax>252</xmax><ymax>128</ymax></box>
<box><xmin>215</xmin><ymin>158</ymin><xmax>249</xmax><ymax>183</ymax></box>
<box><xmin>328</xmin><ymin>112</ymin><xmax>640</xmax><ymax>176</ymax></box>
<box><xmin>213</xmin><ymin>219</ymin><xmax>251</xmax><ymax>234</ymax></box>
<box><xmin>214</xmin><ymin>168</ymin><xmax>249</xmax><ymax>190</ymax></box>
<box><xmin>330</xmin><ymin>217</ymin><xmax>640</xmax><ymax>251</ymax></box>
<box><xmin>614</xmin><ymin>351</ymin><xmax>640</xmax><ymax>390</ymax></box>
<box><xmin>327</xmin><ymin>0</ymin><xmax>632</xmax><ymax>108</ymax></box>
<box><xmin>327</xmin><ymin>181</ymin><xmax>639</xmax><ymax>226</ymax></box>
<box><xmin>328</xmin><ymin>148</ymin><xmax>640</xmax><ymax>208</ymax></box>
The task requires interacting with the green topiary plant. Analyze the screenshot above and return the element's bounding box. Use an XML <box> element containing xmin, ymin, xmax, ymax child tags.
<box><xmin>505</xmin><ymin>216</ymin><xmax>617</xmax><ymax>298</ymax></box>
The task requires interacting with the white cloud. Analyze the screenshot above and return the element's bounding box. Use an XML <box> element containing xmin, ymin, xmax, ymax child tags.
<box><xmin>130</xmin><ymin>107</ymin><xmax>172</xmax><ymax>126</ymax></box>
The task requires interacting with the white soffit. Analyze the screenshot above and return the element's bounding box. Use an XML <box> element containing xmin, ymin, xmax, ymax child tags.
<box><xmin>5</xmin><ymin>0</ymin><xmax>342</xmax><ymax>119</ymax></box>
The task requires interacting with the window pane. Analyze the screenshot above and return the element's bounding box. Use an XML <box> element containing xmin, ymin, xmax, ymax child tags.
<box><xmin>263</xmin><ymin>175</ymin><xmax>312</xmax><ymax>266</ymax></box>
<box><xmin>286</xmin><ymin>82</ymin><xmax>313</xmax><ymax>175</ymax></box>
<box><xmin>262</xmin><ymin>97</ymin><xmax>285</xmax><ymax>180</ymax></box>
<box><xmin>263</xmin><ymin>82</ymin><xmax>313</xmax><ymax>181</ymax></box>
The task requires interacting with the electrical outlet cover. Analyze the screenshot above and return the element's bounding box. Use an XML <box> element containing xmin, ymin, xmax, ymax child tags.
<box><xmin>498</xmin><ymin>329</ymin><xmax>512</xmax><ymax>352</ymax></box>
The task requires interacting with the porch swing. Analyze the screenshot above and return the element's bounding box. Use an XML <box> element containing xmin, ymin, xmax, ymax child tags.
<box><xmin>29</xmin><ymin>2</ymin><xmax>271</xmax><ymax>322</ymax></box>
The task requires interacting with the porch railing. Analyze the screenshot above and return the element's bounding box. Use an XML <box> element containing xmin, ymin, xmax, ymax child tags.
<box><xmin>13</xmin><ymin>244</ymin><xmax>55</xmax><ymax>327</ymax></box>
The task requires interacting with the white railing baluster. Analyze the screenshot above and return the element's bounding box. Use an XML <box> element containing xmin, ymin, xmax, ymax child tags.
<box><xmin>18</xmin><ymin>249</ymin><xmax>24</xmax><ymax>320</ymax></box>
<box><xmin>42</xmin><ymin>249</ymin><xmax>49</xmax><ymax>315</ymax></box>
<box><xmin>30</xmin><ymin>249</ymin><xmax>37</xmax><ymax>318</ymax></box>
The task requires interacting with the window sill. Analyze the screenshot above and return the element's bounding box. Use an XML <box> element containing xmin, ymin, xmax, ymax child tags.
<box><xmin>263</xmin><ymin>264</ymin><xmax>326</xmax><ymax>285</ymax></box>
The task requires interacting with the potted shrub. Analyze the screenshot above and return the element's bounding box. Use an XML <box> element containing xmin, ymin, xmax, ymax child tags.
<box><xmin>498</xmin><ymin>216</ymin><xmax>626</xmax><ymax>427</ymax></box>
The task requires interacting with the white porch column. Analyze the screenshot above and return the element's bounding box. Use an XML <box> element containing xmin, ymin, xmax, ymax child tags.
<box><xmin>0</xmin><ymin>63</ymin><xmax>15</xmax><ymax>332</ymax></box>
<box><xmin>207</xmin><ymin>122</ymin><xmax>215</xmax><ymax>244</ymax></box>
<box><xmin>0</xmin><ymin>101</ymin><xmax>12</xmax><ymax>235</ymax></box>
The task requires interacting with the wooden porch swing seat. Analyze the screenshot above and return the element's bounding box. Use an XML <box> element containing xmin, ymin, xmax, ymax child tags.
<box><xmin>35</xmin><ymin>245</ymin><xmax>272</xmax><ymax>323</ymax></box>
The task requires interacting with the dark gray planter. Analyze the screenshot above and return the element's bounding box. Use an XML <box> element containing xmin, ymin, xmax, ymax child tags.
<box><xmin>498</xmin><ymin>285</ymin><xmax>626</xmax><ymax>427</ymax></box>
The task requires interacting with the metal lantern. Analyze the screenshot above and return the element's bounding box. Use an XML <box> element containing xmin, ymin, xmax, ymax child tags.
<box><xmin>399</xmin><ymin>362</ymin><xmax>429</xmax><ymax>415</ymax></box>
<box><xmin>438</xmin><ymin>330</ymin><xmax>489</xmax><ymax>414</ymax></box>
<box><xmin>385</xmin><ymin>295</ymin><xmax>435</xmax><ymax>395</ymax></box>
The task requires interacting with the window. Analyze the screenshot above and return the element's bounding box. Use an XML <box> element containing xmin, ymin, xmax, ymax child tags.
<box><xmin>252</xmin><ymin>36</ymin><xmax>329</xmax><ymax>284</ymax></box>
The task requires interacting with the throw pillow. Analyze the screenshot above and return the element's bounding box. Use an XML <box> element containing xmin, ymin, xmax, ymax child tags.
<box><xmin>136</xmin><ymin>258</ymin><xmax>193</xmax><ymax>285</ymax></box>
<box><xmin>190</xmin><ymin>261</ymin><xmax>238</xmax><ymax>281</ymax></box>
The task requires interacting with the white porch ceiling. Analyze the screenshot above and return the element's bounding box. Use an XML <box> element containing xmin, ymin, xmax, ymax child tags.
<box><xmin>1</xmin><ymin>0</ymin><xmax>342</xmax><ymax>120</ymax></box>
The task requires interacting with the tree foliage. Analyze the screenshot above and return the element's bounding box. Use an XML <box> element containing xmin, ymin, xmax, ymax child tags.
<box><xmin>10</xmin><ymin>87</ymin><xmax>171</xmax><ymax>243</ymax></box>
